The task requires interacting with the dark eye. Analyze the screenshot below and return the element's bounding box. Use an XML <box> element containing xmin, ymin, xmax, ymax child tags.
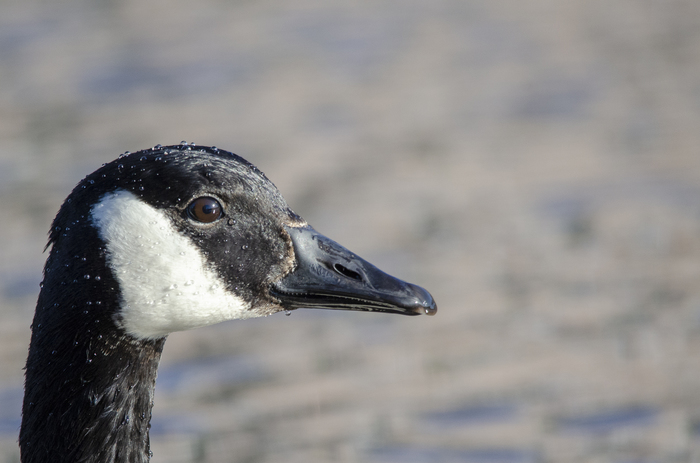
<box><xmin>187</xmin><ymin>197</ymin><xmax>222</xmax><ymax>223</ymax></box>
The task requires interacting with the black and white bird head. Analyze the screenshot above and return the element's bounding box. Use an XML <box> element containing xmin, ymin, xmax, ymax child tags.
<box><xmin>46</xmin><ymin>144</ymin><xmax>436</xmax><ymax>341</ymax></box>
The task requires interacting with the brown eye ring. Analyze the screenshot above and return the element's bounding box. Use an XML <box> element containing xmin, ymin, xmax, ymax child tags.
<box><xmin>187</xmin><ymin>197</ymin><xmax>223</xmax><ymax>223</ymax></box>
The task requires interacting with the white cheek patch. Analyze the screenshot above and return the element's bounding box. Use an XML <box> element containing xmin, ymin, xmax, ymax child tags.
<box><xmin>91</xmin><ymin>190</ymin><xmax>256</xmax><ymax>340</ymax></box>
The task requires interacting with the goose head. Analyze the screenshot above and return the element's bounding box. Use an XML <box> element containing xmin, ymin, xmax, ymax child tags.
<box><xmin>45</xmin><ymin>144</ymin><xmax>436</xmax><ymax>340</ymax></box>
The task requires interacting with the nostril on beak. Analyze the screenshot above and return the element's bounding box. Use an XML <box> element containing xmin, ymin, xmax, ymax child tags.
<box><xmin>333</xmin><ymin>263</ymin><xmax>363</xmax><ymax>281</ymax></box>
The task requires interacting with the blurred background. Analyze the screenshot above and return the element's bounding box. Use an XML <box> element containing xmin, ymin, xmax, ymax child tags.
<box><xmin>2</xmin><ymin>0</ymin><xmax>700</xmax><ymax>462</ymax></box>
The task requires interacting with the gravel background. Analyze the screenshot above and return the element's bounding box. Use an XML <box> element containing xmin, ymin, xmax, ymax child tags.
<box><xmin>2</xmin><ymin>1</ymin><xmax>700</xmax><ymax>462</ymax></box>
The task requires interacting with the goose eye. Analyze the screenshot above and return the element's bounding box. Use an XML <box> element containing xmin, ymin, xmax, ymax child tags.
<box><xmin>187</xmin><ymin>197</ymin><xmax>222</xmax><ymax>223</ymax></box>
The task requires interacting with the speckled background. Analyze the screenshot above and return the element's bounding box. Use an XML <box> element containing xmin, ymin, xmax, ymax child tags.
<box><xmin>2</xmin><ymin>1</ymin><xmax>700</xmax><ymax>462</ymax></box>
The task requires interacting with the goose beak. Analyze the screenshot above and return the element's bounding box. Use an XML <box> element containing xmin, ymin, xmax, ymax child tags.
<box><xmin>271</xmin><ymin>226</ymin><xmax>437</xmax><ymax>316</ymax></box>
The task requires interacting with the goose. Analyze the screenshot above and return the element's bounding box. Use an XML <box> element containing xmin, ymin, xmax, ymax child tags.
<box><xmin>19</xmin><ymin>144</ymin><xmax>436</xmax><ymax>463</ymax></box>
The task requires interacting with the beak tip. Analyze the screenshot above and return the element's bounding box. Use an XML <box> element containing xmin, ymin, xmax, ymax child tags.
<box><xmin>406</xmin><ymin>285</ymin><xmax>437</xmax><ymax>316</ymax></box>
<box><xmin>414</xmin><ymin>298</ymin><xmax>437</xmax><ymax>316</ymax></box>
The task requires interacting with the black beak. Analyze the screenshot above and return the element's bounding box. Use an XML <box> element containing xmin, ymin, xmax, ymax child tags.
<box><xmin>271</xmin><ymin>225</ymin><xmax>437</xmax><ymax>316</ymax></box>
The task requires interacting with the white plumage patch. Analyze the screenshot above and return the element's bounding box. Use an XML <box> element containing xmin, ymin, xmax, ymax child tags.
<box><xmin>91</xmin><ymin>190</ymin><xmax>254</xmax><ymax>340</ymax></box>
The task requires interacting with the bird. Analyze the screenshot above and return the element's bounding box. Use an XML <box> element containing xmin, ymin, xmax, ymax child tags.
<box><xmin>19</xmin><ymin>144</ymin><xmax>436</xmax><ymax>463</ymax></box>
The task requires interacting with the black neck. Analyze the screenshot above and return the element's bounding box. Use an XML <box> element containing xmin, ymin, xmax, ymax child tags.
<box><xmin>21</xmin><ymin>217</ymin><xmax>166</xmax><ymax>463</ymax></box>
